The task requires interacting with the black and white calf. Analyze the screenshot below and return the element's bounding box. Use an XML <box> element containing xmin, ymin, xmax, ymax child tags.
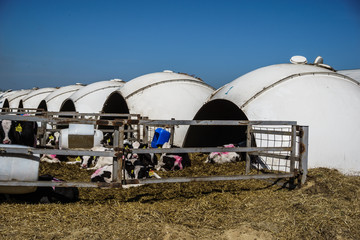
<box><xmin>90</xmin><ymin>141</ymin><xmax>161</xmax><ymax>183</ymax></box>
<box><xmin>40</xmin><ymin>132</ymin><xmax>68</xmax><ymax>164</ymax></box>
<box><xmin>0</xmin><ymin>119</ymin><xmax>37</xmax><ymax>147</ymax></box>
<box><xmin>45</xmin><ymin>132</ymin><xmax>60</xmax><ymax>147</ymax></box>
<box><xmin>0</xmin><ymin>120</ymin><xmax>19</xmax><ymax>144</ymax></box>
<box><xmin>156</xmin><ymin>142</ymin><xmax>191</xmax><ymax>171</ymax></box>
<box><xmin>17</xmin><ymin>120</ymin><xmax>38</xmax><ymax>147</ymax></box>
<box><xmin>81</xmin><ymin>146</ymin><xmax>113</xmax><ymax>170</ymax></box>
<box><xmin>90</xmin><ymin>165</ymin><xmax>113</xmax><ymax>183</ymax></box>
<box><xmin>124</xmin><ymin>154</ymin><xmax>153</xmax><ymax>180</ymax></box>
<box><xmin>123</xmin><ymin>141</ymin><xmax>160</xmax><ymax>179</ymax></box>
<box><xmin>101</xmin><ymin>132</ymin><xmax>114</xmax><ymax>147</ymax></box>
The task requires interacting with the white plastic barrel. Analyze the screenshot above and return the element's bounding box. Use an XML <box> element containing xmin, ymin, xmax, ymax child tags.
<box><xmin>0</xmin><ymin>144</ymin><xmax>40</xmax><ymax>194</ymax></box>
<box><xmin>59</xmin><ymin>124</ymin><xmax>103</xmax><ymax>149</ymax></box>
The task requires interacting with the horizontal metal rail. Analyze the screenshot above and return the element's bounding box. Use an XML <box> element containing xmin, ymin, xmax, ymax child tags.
<box><xmin>139</xmin><ymin>119</ymin><xmax>297</xmax><ymax>126</ymax></box>
<box><xmin>0</xmin><ymin>148</ymin><xmax>117</xmax><ymax>157</ymax></box>
<box><xmin>0</xmin><ymin>114</ymin><xmax>297</xmax><ymax>127</ymax></box>
<box><xmin>137</xmin><ymin>173</ymin><xmax>295</xmax><ymax>184</ymax></box>
<box><xmin>0</xmin><ymin>181</ymin><xmax>106</xmax><ymax>188</ymax></box>
<box><xmin>0</xmin><ymin>173</ymin><xmax>294</xmax><ymax>188</ymax></box>
<box><xmin>0</xmin><ymin>146</ymin><xmax>293</xmax><ymax>156</ymax></box>
<box><xmin>251</xmin><ymin>129</ymin><xmax>293</xmax><ymax>136</ymax></box>
<box><xmin>132</xmin><ymin>147</ymin><xmax>292</xmax><ymax>154</ymax></box>
<box><xmin>252</xmin><ymin>152</ymin><xmax>297</xmax><ymax>160</ymax></box>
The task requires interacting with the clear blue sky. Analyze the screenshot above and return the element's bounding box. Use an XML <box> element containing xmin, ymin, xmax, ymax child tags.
<box><xmin>0</xmin><ymin>0</ymin><xmax>359</xmax><ymax>90</ymax></box>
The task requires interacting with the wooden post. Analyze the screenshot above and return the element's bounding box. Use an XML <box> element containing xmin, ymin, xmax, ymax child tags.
<box><xmin>170</xmin><ymin>118</ymin><xmax>175</xmax><ymax>146</ymax></box>
<box><xmin>288</xmin><ymin>125</ymin><xmax>297</xmax><ymax>188</ymax></box>
<box><xmin>39</xmin><ymin>120</ymin><xmax>47</xmax><ymax>146</ymax></box>
<box><xmin>290</xmin><ymin>125</ymin><xmax>297</xmax><ymax>173</ymax></box>
<box><xmin>119</xmin><ymin>125</ymin><xmax>125</xmax><ymax>148</ymax></box>
<box><xmin>136</xmin><ymin>116</ymin><xmax>141</xmax><ymax>143</ymax></box>
<box><xmin>245</xmin><ymin>124</ymin><xmax>252</xmax><ymax>174</ymax></box>
<box><xmin>117</xmin><ymin>125</ymin><xmax>125</xmax><ymax>183</ymax></box>
<box><xmin>117</xmin><ymin>155</ymin><xmax>123</xmax><ymax>184</ymax></box>
<box><xmin>112</xmin><ymin>129</ymin><xmax>119</xmax><ymax>182</ymax></box>
<box><xmin>299</xmin><ymin>126</ymin><xmax>309</xmax><ymax>185</ymax></box>
<box><xmin>143</xmin><ymin>117</ymin><xmax>149</xmax><ymax>145</ymax></box>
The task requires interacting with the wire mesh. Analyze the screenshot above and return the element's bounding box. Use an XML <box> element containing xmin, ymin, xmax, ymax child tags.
<box><xmin>251</xmin><ymin>125</ymin><xmax>298</xmax><ymax>173</ymax></box>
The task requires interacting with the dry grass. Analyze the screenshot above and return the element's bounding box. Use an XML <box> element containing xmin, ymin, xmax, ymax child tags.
<box><xmin>1</xmin><ymin>154</ymin><xmax>359</xmax><ymax>239</ymax></box>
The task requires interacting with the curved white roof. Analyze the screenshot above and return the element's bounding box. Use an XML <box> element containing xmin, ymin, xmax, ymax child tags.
<box><xmin>338</xmin><ymin>69</ymin><xmax>360</xmax><ymax>83</ymax></box>
<box><xmin>21</xmin><ymin>87</ymin><xmax>56</xmax><ymax>109</ymax></box>
<box><xmin>62</xmin><ymin>79</ymin><xmax>125</xmax><ymax>113</ymax></box>
<box><xmin>44</xmin><ymin>84</ymin><xmax>84</xmax><ymax>112</ymax></box>
<box><xmin>0</xmin><ymin>90</ymin><xmax>17</xmax><ymax>108</ymax></box>
<box><xmin>3</xmin><ymin>89</ymin><xmax>34</xmax><ymax>109</ymax></box>
<box><xmin>120</xmin><ymin>71</ymin><xmax>206</xmax><ymax>97</ymax></box>
<box><xmin>118</xmin><ymin>71</ymin><xmax>215</xmax><ymax>146</ymax></box>
<box><xmin>0</xmin><ymin>90</ymin><xmax>15</xmax><ymax>99</ymax></box>
<box><xmin>211</xmin><ymin>63</ymin><xmax>335</xmax><ymax>106</ymax></box>
<box><xmin>205</xmin><ymin>61</ymin><xmax>360</xmax><ymax>175</ymax></box>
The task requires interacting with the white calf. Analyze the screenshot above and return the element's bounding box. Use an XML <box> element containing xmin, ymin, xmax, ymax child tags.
<box><xmin>206</xmin><ymin>144</ymin><xmax>240</xmax><ymax>164</ymax></box>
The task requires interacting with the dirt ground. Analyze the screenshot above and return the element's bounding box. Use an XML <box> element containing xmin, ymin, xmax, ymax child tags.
<box><xmin>1</xmin><ymin>155</ymin><xmax>360</xmax><ymax>240</ymax></box>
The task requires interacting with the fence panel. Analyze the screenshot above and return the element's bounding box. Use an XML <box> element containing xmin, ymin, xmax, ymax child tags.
<box><xmin>0</xmin><ymin>110</ymin><xmax>308</xmax><ymax>190</ymax></box>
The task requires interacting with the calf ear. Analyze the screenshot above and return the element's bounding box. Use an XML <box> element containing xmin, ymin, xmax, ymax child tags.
<box><xmin>11</xmin><ymin>121</ymin><xmax>22</xmax><ymax>143</ymax></box>
<box><xmin>15</xmin><ymin>122</ymin><xmax>23</xmax><ymax>133</ymax></box>
<box><xmin>0</xmin><ymin>121</ymin><xmax>4</xmax><ymax>138</ymax></box>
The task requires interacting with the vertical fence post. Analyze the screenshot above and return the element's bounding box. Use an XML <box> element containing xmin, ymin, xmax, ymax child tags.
<box><xmin>170</xmin><ymin>118</ymin><xmax>175</xmax><ymax>146</ymax></box>
<box><xmin>135</xmin><ymin>114</ymin><xmax>141</xmax><ymax>142</ymax></box>
<box><xmin>245</xmin><ymin>124</ymin><xmax>252</xmax><ymax>174</ymax></box>
<box><xmin>299</xmin><ymin>126</ymin><xmax>309</xmax><ymax>185</ymax></box>
<box><xmin>143</xmin><ymin>117</ymin><xmax>148</xmax><ymax>145</ymax></box>
<box><xmin>290</xmin><ymin>125</ymin><xmax>297</xmax><ymax>174</ymax></box>
<box><xmin>117</xmin><ymin>124</ymin><xmax>125</xmax><ymax>183</ymax></box>
<box><xmin>112</xmin><ymin>129</ymin><xmax>119</xmax><ymax>182</ymax></box>
<box><xmin>39</xmin><ymin>118</ymin><xmax>47</xmax><ymax>146</ymax></box>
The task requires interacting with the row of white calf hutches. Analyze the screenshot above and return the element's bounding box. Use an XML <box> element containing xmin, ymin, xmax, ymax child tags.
<box><xmin>37</xmin><ymin>84</ymin><xmax>85</xmax><ymax>112</ymax></box>
<box><xmin>60</xmin><ymin>79</ymin><xmax>125</xmax><ymax>113</ymax></box>
<box><xmin>104</xmin><ymin>71</ymin><xmax>216</xmax><ymax>146</ymax></box>
<box><xmin>0</xmin><ymin>89</ymin><xmax>34</xmax><ymax>110</ymax></box>
<box><xmin>20</xmin><ymin>87</ymin><xmax>56</xmax><ymax>110</ymax></box>
<box><xmin>0</xmin><ymin>90</ymin><xmax>21</xmax><ymax>109</ymax></box>
<box><xmin>184</xmin><ymin>56</ymin><xmax>360</xmax><ymax>175</ymax></box>
<box><xmin>1</xmin><ymin>61</ymin><xmax>358</xmax><ymax>176</ymax></box>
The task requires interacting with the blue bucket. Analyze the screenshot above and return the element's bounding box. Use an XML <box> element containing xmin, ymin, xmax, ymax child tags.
<box><xmin>151</xmin><ymin>128</ymin><xmax>170</xmax><ymax>148</ymax></box>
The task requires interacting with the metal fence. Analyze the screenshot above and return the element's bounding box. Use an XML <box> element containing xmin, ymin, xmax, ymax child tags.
<box><xmin>0</xmin><ymin>110</ymin><xmax>308</xmax><ymax>189</ymax></box>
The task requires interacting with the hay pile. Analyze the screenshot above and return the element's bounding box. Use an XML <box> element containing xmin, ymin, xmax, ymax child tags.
<box><xmin>1</xmin><ymin>154</ymin><xmax>359</xmax><ymax>239</ymax></box>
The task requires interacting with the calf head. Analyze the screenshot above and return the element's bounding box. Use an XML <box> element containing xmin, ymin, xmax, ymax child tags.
<box><xmin>46</xmin><ymin>132</ymin><xmax>60</xmax><ymax>147</ymax></box>
<box><xmin>139</xmin><ymin>153</ymin><xmax>158</xmax><ymax>168</ymax></box>
<box><xmin>124</xmin><ymin>158</ymin><xmax>151</xmax><ymax>179</ymax></box>
<box><xmin>101</xmin><ymin>133</ymin><xmax>114</xmax><ymax>146</ymax></box>
<box><xmin>0</xmin><ymin>120</ymin><xmax>20</xmax><ymax>144</ymax></box>
<box><xmin>81</xmin><ymin>156</ymin><xmax>97</xmax><ymax>169</ymax></box>
<box><xmin>161</xmin><ymin>155</ymin><xmax>176</xmax><ymax>171</ymax></box>
<box><xmin>162</xmin><ymin>155</ymin><xmax>183</xmax><ymax>171</ymax></box>
<box><xmin>15</xmin><ymin>121</ymin><xmax>38</xmax><ymax>147</ymax></box>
